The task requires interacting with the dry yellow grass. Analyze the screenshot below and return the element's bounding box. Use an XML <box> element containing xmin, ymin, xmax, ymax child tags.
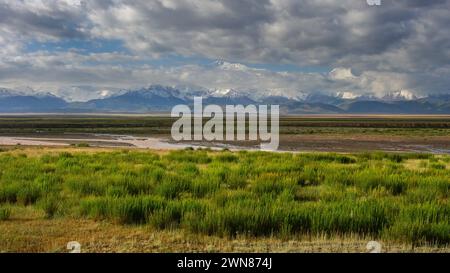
<box><xmin>0</xmin><ymin>145</ymin><xmax>171</xmax><ymax>157</ymax></box>
<box><xmin>403</xmin><ymin>159</ymin><xmax>426</xmax><ymax>171</ymax></box>
<box><xmin>0</xmin><ymin>206</ymin><xmax>448</xmax><ymax>253</ymax></box>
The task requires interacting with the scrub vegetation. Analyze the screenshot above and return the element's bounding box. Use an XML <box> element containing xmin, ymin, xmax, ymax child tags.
<box><xmin>0</xmin><ymin>147</ymin><xmax>448</xmax><ymax>250</ymax></box>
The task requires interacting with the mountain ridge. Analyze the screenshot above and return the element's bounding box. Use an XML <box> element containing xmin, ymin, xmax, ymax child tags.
<box><xmin>0</xmin><ymin>85</ymin><xmax>449</xmax><ymax>114</ymax></box>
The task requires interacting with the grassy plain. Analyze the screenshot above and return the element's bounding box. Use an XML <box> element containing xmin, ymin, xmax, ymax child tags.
<box><xmin>1</xmin><ymin>115</ymin><xmax>450</xmax><ymax>136</ymax></box>
<box><xmin>0</xmin><ymin>146</ymin><xmax>449</xmax><ymax>252</ymax></box>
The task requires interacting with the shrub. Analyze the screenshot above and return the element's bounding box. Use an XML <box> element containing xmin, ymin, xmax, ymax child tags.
<box><xmin>430</xmin><ymin>163</ymin><xmax>446</xmax><ymax>170</ymax></box>
<box><xmin>80</xmin><ymin>196</ymin><xmax>165</xmax><ymax>224</ymax></box>
<box><xmin>39</xmin><ymin>195</ymin><xmax>61</xmax><ymax>218</ymax></box>
<box><xmin>215</xmin><ymin>153</ymin><xmax>239</xmax><ymax>163</ymax></box>
<box><xmin>17</xmin><ymin>183</ymin><xmax>42</xmax><ymax>205</ymax></box>
<box><xmin>0</xmin><ymin>206</ymin><xmax>11</xmax><ymax>221</ymax></box>
<box><xmin>76</xmin><ymin>143</ymin><xmax>90</xmax><ymax>147</ymax></box>
<box><xmin>386</xmin><ymin>222</ymin><xmax>450</xmax><ymax>246</ymax></box>
<box><xmin>156</xmin><ymin>175</ymin><xmax>191</xmax><ymax>199</ymax></box>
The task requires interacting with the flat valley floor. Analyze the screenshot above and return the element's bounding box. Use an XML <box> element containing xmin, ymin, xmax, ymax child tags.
<box><xmin>0</xmin><ymin>115</ymin><xmax>449</xmax><ymax>252</ymax></box>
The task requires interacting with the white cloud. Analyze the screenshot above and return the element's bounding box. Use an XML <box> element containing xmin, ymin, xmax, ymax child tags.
<box><xmin>329</xmin><ymin>68</ymin><xmax>356</xmax><ymax>81</ymax></box>
<box><xmin>0</xmin><ymin>0</ymin><xmax>449</xmax><ymax>100</ymax></box>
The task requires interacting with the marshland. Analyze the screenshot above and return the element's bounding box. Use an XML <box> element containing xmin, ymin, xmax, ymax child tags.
<box><xmin>0</xmin><ymin>146</ymin><xmax>449</xmax><ymax>252</ymax></box>
<box><xmin>1</xmin><ymin>115</ymin><xmax>450</xmax><ymax>152</ymax></box>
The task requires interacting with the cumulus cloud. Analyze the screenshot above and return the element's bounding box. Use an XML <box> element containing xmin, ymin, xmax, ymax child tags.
<box><xmin>0</xmin><ymin>0</ymin><xmax>449</xmax><ymax>100</ymax></box>
<box><xmin>329</xmin><ymin>68</ymin><xmax>357</xmax><ymax>81</ymax></box>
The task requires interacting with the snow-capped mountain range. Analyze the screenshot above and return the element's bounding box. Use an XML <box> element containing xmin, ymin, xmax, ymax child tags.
<box><xmin>0</xmin><ymin>85</ymin><xmax>449</xmax><ymax>114</ymax></box>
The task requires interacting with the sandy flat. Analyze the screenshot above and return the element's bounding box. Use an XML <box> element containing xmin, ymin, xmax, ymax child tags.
<box><xmin>0</xmin><ymin>136</ymin><xmax>213</xmax><ymax>150</ymax></box>
<box><xmin>0</xmin><ymin>137</ymin><xmax>69</xmax><ymax>146</ymax></box>
<box><xmin>1</xmin><ymin>134</ymin><xmax>450</xmax><ymax>154</ymax></box>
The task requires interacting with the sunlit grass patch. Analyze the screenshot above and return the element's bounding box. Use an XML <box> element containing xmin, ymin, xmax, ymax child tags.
<box><xmin>0</xmin><ymin>148</ymin><xmax>449</xmax><ymax>247</ymax></box>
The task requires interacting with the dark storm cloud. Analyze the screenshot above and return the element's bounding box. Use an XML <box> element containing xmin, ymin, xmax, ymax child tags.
<box><xmin>141</xmin><ymin>0</ymin><xmax>273</xmax><ymax>31</ymax></box>
<box><xmin>0</xmin><ymin>0</ymin><xmax>449</xmax><ymax>98</ymax></box>
<box><xmin>84</xmin><ymin>0</ymin><xmax>450</xmax><ymax>73</ymax></box>
<box><xmin>1</xmin><ymin>0</ymin><xmax>449</xmax><ymax>69</ymax></box>
<box><xmin>0</xmin><ymin>1</ymin><xmax>87</xmax><ymax>39</ymax></box>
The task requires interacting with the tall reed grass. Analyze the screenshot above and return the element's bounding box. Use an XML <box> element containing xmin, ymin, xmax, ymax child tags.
<box><xmin>0</xmin><ymin>149</ymin><xmax>448</xmax><ymax>246</ymax></box>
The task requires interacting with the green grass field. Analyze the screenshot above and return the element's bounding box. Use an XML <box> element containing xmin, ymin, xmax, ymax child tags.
<box><xmin>0</xmin><ymin>147</ymin><xmax>449</xmax><ymax>252</ymax></box>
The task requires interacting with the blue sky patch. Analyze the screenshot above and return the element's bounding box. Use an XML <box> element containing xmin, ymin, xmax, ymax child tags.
<box><xmin>25</xmin><ymin>39</ymin><xmax>128</xmax><ymax>54</ymax></box>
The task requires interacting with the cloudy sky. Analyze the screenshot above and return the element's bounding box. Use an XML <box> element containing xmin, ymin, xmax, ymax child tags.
<box><xmin>0</xmin><ymin>0</ymin><xmax>449</xmax><ymax>101</ymax></box>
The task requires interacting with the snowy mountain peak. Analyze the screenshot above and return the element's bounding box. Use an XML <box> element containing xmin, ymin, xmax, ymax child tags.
<box><xmin>259</xmin><ymin>89</ymin><xmax>307</xmax><ymax>101</ymax></box>
<box><xmin>1</xmin><ymin>86</ymin><xmax>59</xmax><ymax>98</ymax></box>
<box><xmin>0</xmin><ymin>88</ymin><xmax>17</xmax><ymax>97</ymax></box>
<box><xmin>128</xmin><ymin>85</ymin><xmax>182</xmax><ymax>99</ymax></box>
<box><xmin>382</xmin><ymin>90</ymin><xmax>417</xmax><ymax>101</ymax></box>
<box><xmin>208</xmin><ymin>88</ymin><xmax>250</xmax><ymax>98</ymax></box>
<box><xmin>336</xmin><ymin>91</ymin><xmax>360</xmax><ymax>99</ymax></box>
<box><xmin>34</xmin><ymin>91</ymin><xmax>59</xmax><ymax>98</ymax></box>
